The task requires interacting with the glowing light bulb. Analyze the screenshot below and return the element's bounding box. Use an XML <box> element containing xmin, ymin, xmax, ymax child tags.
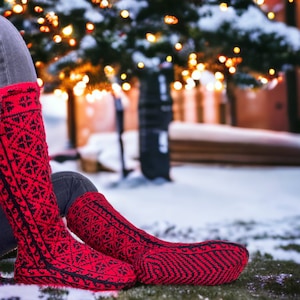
<box><xmin>146</xmin><ymin>33</ymin><xmax>156</xmax><ymax>42</ymax></box>
<box><xmin>137</xmin><ymin>62</ymin><xmax>145</xmax><ymax>69</ymax></box>
<box><xmin>164</xmin><ymin>15</ymin><xmax>178</xmax><ymax>25</ymax></box>
<box><xmin>218</xmin><ymin>55</ymin><xmax>226</xmax><ymax>63</ymax></box>
<box><xmin>13</xmin><ymin>4</ymin><xmax>23</xmax><ymax>14</ymax></box>
<box><xmin>175</xmin><ymin>43</ymin><xmax>182</xmax><ymax>51</ymax></box>
<box><xmin>233</xmin><ymin>47</ymin><xmax>240</xmax><ymax>54</ymax></box>
<box><xmin>53</xmin><ymin>35</ymin><xmax>62</xmax><ymax>43</ymax></box>
<box><xmin>120</xmin><ymin>10</ymin><xmax>130</xmax><ymax>18</ymax></box>
<box><xmin>62</xmin><ymin>25</ymin><xmax>73</xmax><ymax>36</ymax></box>
<box><xmin>267</xmin><ymin>12</ymin><xmax>275</xmax><ymax>20</ymax></box>
<box><xmin>219</xmin><ymin>3</ymin><xmax>228</xmax><ymax>11</ymax></box>
<box><xmin>173</xmin><ymin>81</ymin><xmax>183</xmax><ymax>90</ymax></box>
<box><xmin>122</xmin><ymin>82</ymin><xmax>131</xmax><ymax>91</ymax></box>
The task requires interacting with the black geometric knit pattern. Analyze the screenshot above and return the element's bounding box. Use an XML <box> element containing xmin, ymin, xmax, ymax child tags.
<box><xmin>0</xmin><ymin>82</ymin><xmax>136</xmax><ymax>291</ymax></box>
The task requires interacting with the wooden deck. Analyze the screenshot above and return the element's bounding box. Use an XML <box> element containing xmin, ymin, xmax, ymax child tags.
<box><xmin>169</xmin><ymin>122</ymin><xmax>300</xmax><ymax>165</ymax></box>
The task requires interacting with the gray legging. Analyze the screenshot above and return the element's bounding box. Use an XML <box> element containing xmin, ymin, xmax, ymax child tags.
<box><xmin>0</xmin><ymin>171</ymin><xmax>98</xmax><ymax>257</ymax></box>
<box><xmin>0</xmin><ymin>15</ymin><xmax>37</xmax><ymax>87</ymax></box>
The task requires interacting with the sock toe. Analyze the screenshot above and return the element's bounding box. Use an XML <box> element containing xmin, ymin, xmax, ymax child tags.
<box><xmin>134</xmin><ymin>241</ymin><xmax>248</xmax><ymax>285</ymax></box>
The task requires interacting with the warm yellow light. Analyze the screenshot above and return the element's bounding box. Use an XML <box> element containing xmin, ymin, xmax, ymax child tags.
<box><xmin>189</xmin><ymin>58</ymin><xmax>197</xmax><ymax>67</ymax></box>
<box><xmin>37</xmin><ymin>17</ymin><xmax>45</xmax><ymax>24</ymax></box>
<box><xmin>146</xmin><ymin>33</ymin><xmax>156</xmax><ymax>42</ymax></box>
<box><xmin>86</xmin><ymin>22</ymin><xmax>95</xmax><ymax>32</ymax></box>
<box><xmin>40</xmin><ymin>26</ymin><xmax>50</xmax><ymax>33</ymax></box>
<box><xmin>173</xmin><ymin>81</ymin><xmax>183</xmax><ymax>90</ymax></box>
<box><xmin>104</xmin><ymin>65</ymin><xmax>115</xmax><ymax>77</ymax></box>
<box><xmin>69</xmin><ymin>38</ymin><xmax>76</xmax><ymax>46</ymax></box>
<box><xmin>218</xmin><ymin>55</ymin><xmax>226</xmax><ymax>63</ymax></box>
<box><xmin>82</xmin><ymin>75</ymin><xmax>90</xmax><ymax>83</ymax></box>
<box><xmin>219</xmin><ymin>3</ymin><xmax>228</xmax><ymax>11</ymax></box>
<box><xmin>164</xmin><ymin>15</ymin><xmax>179</xmax><ymax>25</ymax></box>
<box><xmin>62</xmin><ymin>25</ymin><xmax>73</xmax><ymax>36</ymax></box>
<box><xmin>189</xmin><ymin>53</ymin><xmax>197</xmax><ymax>60</ymax></box>
<box><xmin>175</xmin><ymin>43</ymin><xmax>182</xmax><ymax>51</ymax></box>
<box><xmin>120</xmin><ymin>10</ymin><xmax>130</xmax><ymax>18</ymax></box>
<box><xmin>122</xmin><ymin>82</ymin><xmax>131</xmax><ymax>91</ymax></box>
<box><xmin>181</xmin><ymin>70</ymin><xmax>189</xmax><ymax>77</ymax></box>
<box><xmin>215</xmin><ymin>72</ymin><xmax>224</xmax><ymax>80</ymax></box>
<box><xmin>267</xmin><ymin>12</ymin><xmax>275</xmax><ymax>20</ymax></box>
<box><xmin>225</xmin><ymin>58</ymin><xmax>233</xmax><ymax>68</ymax></box>
<box><xmin>100</xmin><ymin>0</ymin><xmax>109</xmax><ymax>8</ymax></box>
<box><xmin>185</xmin><ymin>78</ymin><xmax>196</xmax><ymax>90</ymax></box>
<box><xmin>233</xmin><ymin>47</ymin><xmax>240</xmax><ymax>54</ymax></box>
<box><xmin>197</xmin><ymin>63</ymin><xmax>205</xmax><ymax>71</ymax></box>
<box><xmin>54</xmin><ymin>89</ymin><xmax>69</xmax><ymax>101</ymax></box>
<box><xmin>34</xmin><ymin>6</ymin><xmax>43</xmax><ymax>13</ymax></box>
<box><xmin>13</xmin><ymin>4</ymin><xmax>23</xmax><ymax>14</ymax></box>
<box><xmin>191</xmin><ymin>70</ymin><xmax>201</xmax><ymax>80</ymax></box>
<box><xmin>35</xmin><ymin>61</ymin><xmax>43</xmax><ymax>68</ymax></box>
<box><xmin>37</xmin><ymin>78</ymin><xmax>43</xmax><ymax>87</ymax></box>
<box><xmin>137</xmin><ymin>62</ymin><xmax>145</xmax><ymax>69</ymax></box>
<box><xmin>3</xmin><ymin>10</ymin><xmax>13</xmax><ymax>18</ymax></box>
<box><xmin>259</xmin><ymin>76</ymin><xmax>268</xmax><ymax>84</ymax></box>
<box><xmin>120</xmin><ymin>73</ymin><xmax>127</xmax><ymax>80</ymax></box>
<box><xmin>166</xmin><ymin>56</ymin><xmax>172</xmax><ymax>63</ymax></box>
<box><xmin>215</xmin><ymin>81</ymin><xmax>223</xmax><ymax>91</ymax></box>
<box><xmin>229</xmin><ymin>66</ymin><xmax>236</xmax><ymax>74</ymax></box>
<box><xmin>206</xmin><ymin>82</ymin><xmax>215</xmax><ymax>91</ymax></box>
<box><xmin>269</xmin><ymin>68</ymin><xmax>276</xmax><ymax>76</ymax></box>
<box><xmin>255</xmin><ymin>0</ymin><xmax>264</xmax><ymax>5</ymax></box>
<box><xmin>53</xmin><ymin>35</ymin><xmax>62</xmax><ymax>43</ymax></box>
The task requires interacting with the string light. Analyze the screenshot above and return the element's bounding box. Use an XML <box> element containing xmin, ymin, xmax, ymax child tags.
<box><xmin>12</xmin><ymin>4</ymin><xmax>24</xmax><ymax>14</ymax></box>
<box><xmin>164</xmin><ymin>15</ymin><xmax>179</xmax><ymax>25</ymax></box>
<box><xmin>219</xmin><ymin>3</ymin><xmax>228</xmax><ymax>11</ymax></box>
<box><xmin>120</xmin><ymin>10</ymin><xmax>130</xmax><ymax>19</ymax></box>
<box><xmin>137</xmin><ymin>62</ymin><xmax>145</xmax><ymax>69</ymax></box>
<box><xmin>86</xmin><ymin>22</ymin><xmax>95</xmax><ymax>33</ymax></box>
<box><xmin>174</xmin><ymin>43</ymin><xmax>182</xmax><ymax>51</ymax></box>
<box><xmin>233</xmin><ymin>47</ymin><xmax>240</xmax><ymax>54</ymax></box>
<box><xmin>122</xmin><ymin>82</ymin><xmax>131</xmax><ymax>91</ymax></box>
<box><xmin>173</xmin><ymin>81</ymin><xmax>183</xmax><ymax>90</ymax></box>
<box><xmin>146</xmin><ymin>33</ymin><xmax>156</xmax><ymax>42</ymax></box>
<box><xmin>267</xmin><ymin>11</ymin><xmax>275</xmax><ymax>20</ymax></box>
<box><xmin>269</xmin><ymin>68</ymin><xmax>276</xmax><ymax>76</ymax></box>
<box><xmin>62</xmin><ymin>25</ymin><xmax>73</xmax><ymax>36</ymax></box>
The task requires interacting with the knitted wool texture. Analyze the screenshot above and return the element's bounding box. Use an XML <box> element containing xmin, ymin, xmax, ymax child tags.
<box><xmin>67</xmin><ymin>191</ymin><xmax>249</xmax><ymax>285</ymax></box>
<box><xmin>0</xmin><ymin>82</ymin><xmax>136</xmax><ymax>291</ymax></box>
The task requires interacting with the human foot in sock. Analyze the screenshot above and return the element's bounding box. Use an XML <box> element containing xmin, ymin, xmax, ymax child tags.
<box><xmin>67</xmin><ymin>191</ymin><xmax>249</xmax><ymax>285</ymax></box>
<box><xmin>0</xmin><ymin>82</ymin><xmax>136</xmax><ymax>291</ymax></box>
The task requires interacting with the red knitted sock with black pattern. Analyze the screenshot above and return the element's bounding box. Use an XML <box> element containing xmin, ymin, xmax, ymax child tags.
<box><xmin>67</xmin><ymin>191</ymin><xmax>249</xmax><ymax>285</ymax></box>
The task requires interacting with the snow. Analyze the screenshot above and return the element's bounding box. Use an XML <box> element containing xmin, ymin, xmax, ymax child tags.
<box><xmin>41</xmin><ymin>93</ymin><xmax>300</xmax><ymax>265</ymax></box>
<box><xmin>1</xmin><ymin>93</ymin><xmax>300</xmax><ymax>298</ymax></box>
<box><xmin>197</xmin><ymin>4</ymin><xmax>300</xmax><ymax>51</ymax></box>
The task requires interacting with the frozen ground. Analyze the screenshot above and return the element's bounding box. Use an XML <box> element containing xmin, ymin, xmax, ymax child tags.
<box><xmin>1</xmin><ymin>94</ymin><xmax>300</xmax><ymax>299</ymax></box>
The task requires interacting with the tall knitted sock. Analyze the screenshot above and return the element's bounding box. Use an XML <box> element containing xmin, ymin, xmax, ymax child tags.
<box><xmin>67</xmin><ymin>192</ymin><xmax>249</xmax><ymax>285</ymax></box>
<box><xmin>0</xmin><ymin>82</ymin><xmax>136</xmax><ymax>291</ymax></box>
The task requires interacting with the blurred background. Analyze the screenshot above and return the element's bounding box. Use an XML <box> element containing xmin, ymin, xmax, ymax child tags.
<box><xmin>1</xmin><ymin>0</ymin><xmax>300</xmax><ymax>179</ymax></box>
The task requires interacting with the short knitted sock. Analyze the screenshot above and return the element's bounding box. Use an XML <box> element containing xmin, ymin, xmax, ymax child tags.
<box><xmin>67</xmin><ymin>191</ymin><xmax>249</xmax><ymax>285</ymax></box>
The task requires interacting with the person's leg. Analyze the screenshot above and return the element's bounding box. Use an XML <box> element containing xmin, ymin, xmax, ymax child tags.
<box><xmin>0</xmin><ymin>16</ymin><xmax>136</xmax><ymax>290</ymax></box>
<box><xmin>0</xmin><ymin>171</ymin><xmax>98</xmax><ymax>257</ymax></box>
<box><xmin>66</xmin><ymin>192</ymin><xmax>249</xmax><ymax>285</ymax></box>
<box><xmin>51</xmin><ymin>171</ymin><xmax>98</xmax><ymax>215</ymax></box>
<box><xmin>0</xmin><ymin>16</ymin><xmax>37</xmax><ymax>87</ymax></box>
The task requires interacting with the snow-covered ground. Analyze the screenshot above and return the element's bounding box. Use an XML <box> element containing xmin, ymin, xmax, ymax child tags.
<box><xmin>1</xmin><ymin>93</ymin><xmax>300</xmax><ymax>299</ymax></box>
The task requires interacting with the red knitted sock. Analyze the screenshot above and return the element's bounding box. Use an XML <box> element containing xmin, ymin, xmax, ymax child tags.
<box><xmin>0</xmin><ymin>82</ymin><xmax>136</xmax><ymax>291</ymax></box>
<box><xmin>67</xmin><ymin>191</ymin><xmax>249</xmax><ymax>285</ymax></box>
